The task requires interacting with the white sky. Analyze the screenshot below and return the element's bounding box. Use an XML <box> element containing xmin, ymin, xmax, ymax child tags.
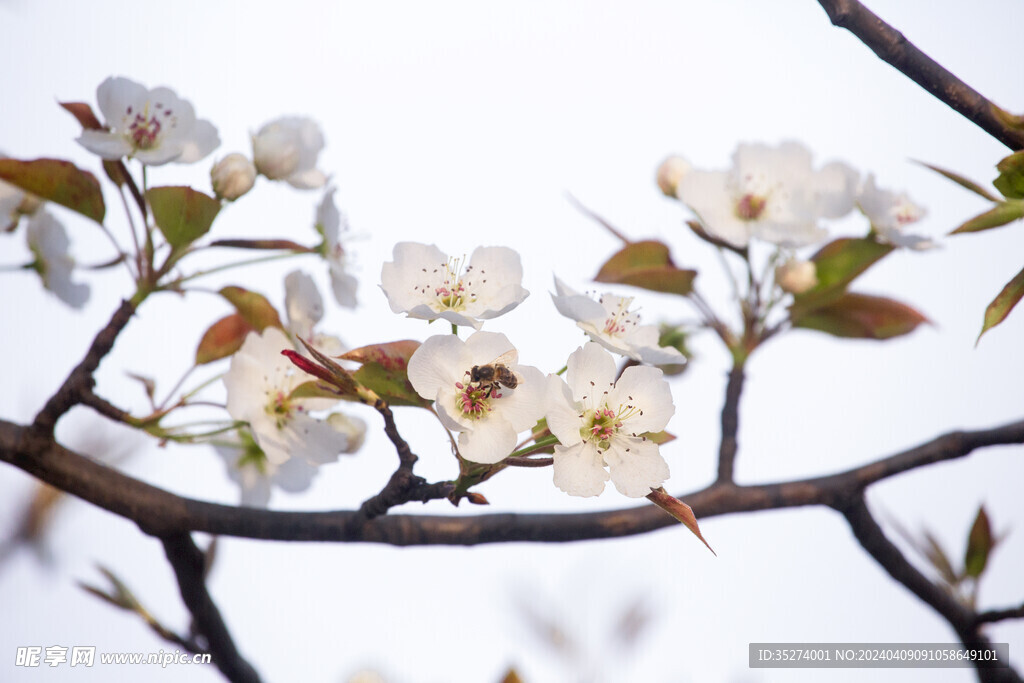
<box><xmin>1</xmin><ymin>1</ymin><xmax>1022</xmax><ymax>682</ymax></box>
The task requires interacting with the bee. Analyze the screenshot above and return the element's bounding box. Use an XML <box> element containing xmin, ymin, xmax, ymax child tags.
<box><xmin>470</xmin><ymin>350</ymin><xmax>520</xmax><ymax>393</ymax></box>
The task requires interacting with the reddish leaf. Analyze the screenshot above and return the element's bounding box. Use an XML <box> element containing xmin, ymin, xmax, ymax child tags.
<box><xmin>59</xmin><ymin>101</ymin><xmax>104</xmax><ymax>130</ymax></box>
<box><xmin>686</xmin><ymin>219</ymin><xmax>747</xmax><ymax>255</ymax></box>
<box><xmin>793</xmin><ymin>293</ymin><xmax>928</xmax><ymax>340</ymax></box>
<box><xmin>595</xmin><ymin>240</ymin><xmax>697</xmax><ymax>296</ymax></box>
<box><xmin>978</xmin><ymin>265</ymin><xmax>1024</xmax><ymax>343</ymax></box>
<box><xmin>209</xmin><ymin>238</ymin><xmax>311</xmax><ymax>251</ymax></box>
<box><xmin>283</xmin><ymin>345</ymin><xmax>360</xmax><ymax>399</ymax></box>
<box><xmin>646</xmin><ymin>487</ymin><xmax>715</xmax><ymax>554</ymax></box>
<box><xmin>341</xmin><ymin>340</ymin><xmax>430</xmax><ymax>408</ymax></box>
<box><xmin>964</xmin><ymin>506</ymin><xmax>994</xmax><ymax>579</ymax></box>
<box><xmin>195</xmin><ymin>313</ymin><xmax>255</xmax><ymax>365</ymax></box>
<box><xmin>791</xmin><ymin>238</ymin><xmax>893</xmax><ymax>316</ymax></box>
<box><xmin>917</xmin><ymin>161</ymin><xmax>1001</xmax><ymax>202</ymax></box>
<box><xmin>218</xmin><ymin>286</ymin><xmax>283</xmax><ymax>331</ymax></box>
<box><xmin>0</xmin><ymin>157</ymin><xmax>105</xmax><ymax>224</ymax></box>
<box><xmin>147</xmin><ymin>186</ymin><xmax>221</xmax><ymax>249</ymax></box>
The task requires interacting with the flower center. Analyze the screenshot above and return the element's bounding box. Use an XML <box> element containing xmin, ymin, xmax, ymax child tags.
<box><xmin>266</xmin><ymin>390</ymin><xmax>303</xmax><ymax>429</ymax></box>
<box><xmin>599</xmin><ymin>295</ymin><xmax>640</xmax><ymax>338</ymax></box>
<box><xmin>124</xmin><ymin>102</ymin><xmax>174</xmax><ymax>150</ymax></box>
<box><xmin>580</xmin><ymin>402</ymin><xmax>641</xmax><ymax>450</ymax></box>
<box><xmin>453</xmin><ymin>371</ymin><xmax>508</xmax><ymax>420</ymax></box>
<box><xmin>433</xmin><ymin>256</ymin><xmax>477</xmax><ymax>312</ymax></box>
<box><xmin>734</xmin><ymin>193</ymin><xmax>767</xmax><ymax>221</ymax></box>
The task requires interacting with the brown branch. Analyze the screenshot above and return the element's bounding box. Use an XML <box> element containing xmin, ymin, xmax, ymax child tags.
<box><xmin>3</xmin><ymin>416</ymin><xmax>1022</xmax><ymax>545</ymax></box>
<box><xmin>161</xmin><ymin>534</ymin><xmax>261</xmax><ymax>683</ymax></box>
<box><xmin>31</xmin><ymin>299</ymin><xmax>136</xmax><ymax>434</ymax></box>
<box><xmin>817</xmin><ymin>0</ymin><xmax>1024</xmax><ymax>150</ymax></box>
<box><xmin>835</xmin><ymin>497</ymin><xmax>1021</xmax><ymax>683</ymax></box>
<box><xmin>976</xmin><ymin>603</ymin><xmax>1024</xmax><ymax>626</ymax></box>
<box><xmin>716</xmin><ymin>364</ymin><xmax>745</xmax><ymax>483</ymax></box>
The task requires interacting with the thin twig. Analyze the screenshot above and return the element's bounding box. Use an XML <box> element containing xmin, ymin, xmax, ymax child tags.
<box><xmin>564</xmin><ymin>192</ymin><xmax>632</xmax><ymax>244</ymax></box>
<box><xmin>817</xmin><ymin>0</ymin><xmax>1024</xmax><ymax>150</ymax></box>
<box><xmin>975</xmin><ymin>603</ymin><xmax>1024</xmax><ymax>626</ymax></box>
<box><xmin>716</xmin><ymin>364</ymin><xmax>745</xmax><ymax>483</ymax></box>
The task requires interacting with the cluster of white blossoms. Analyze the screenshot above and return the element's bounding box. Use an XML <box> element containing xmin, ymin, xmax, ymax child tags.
<box><xmin>385</xmin><ymin>242</ymin><xmax>678</xmax><ymax>498</ymax></box>
<box><xmin>669</xmin><ymin>141</ymin><xmax>930</xmax><ymax>251</ymax></box>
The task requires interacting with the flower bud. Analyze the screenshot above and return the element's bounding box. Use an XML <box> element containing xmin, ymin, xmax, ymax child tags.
<box><xmin>775</xmin><ymin>259</ymin><xmax>818</xmax><ymax>294</ymax></box>
<box><xmin>210</xmin><ymin>153</ymin><xmax>257</xmax><ymax>201</ymax></box>
<box><xmin>656</xmin><ymin>155</ymin><xmax>691</xmax><ymax>197</ymax></box>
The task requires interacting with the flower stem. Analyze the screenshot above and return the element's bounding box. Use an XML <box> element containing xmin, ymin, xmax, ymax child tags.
<box><xmin>506</xmin><ymin>435</ymin><xmax>560</xmax><ymax>459</ymax></box>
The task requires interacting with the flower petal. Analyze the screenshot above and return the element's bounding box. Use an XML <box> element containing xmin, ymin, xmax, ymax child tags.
<box><xmin>608</xmin><ymin>365</ymin><xmax>674</xmax><ymax>434</ymax></box>
<box><xmin>76</xmin><ymin>131</ymin><xmax>133</xmax><ymax>160</ymax></box>
<box><xmin>407</xmin><ymin>333</ymin><xmax>467</xmax><ymax>400</ymax></box>
<box><xmin>552</xmin><ymin>442</ymin><xmax>609</xmax><ymax>497</ymax></box>
<box><xmin>604</xmin><ymin>437</ymin><xmax>669</xmax><ymax>497</ymax></box>
<box><xmin>566</xmin><ymin>342</ymin><xmax>617</xmax><ymax>402</ymax></box>
<box><xmin>459</xmin><ymin>417</ymin><xmax>518</xmax><ymax>464</ymax></box>
<box><xmin>545</xmin><ymin>374</ymin><xmax>584</xmax><ymax>447</ymax></box>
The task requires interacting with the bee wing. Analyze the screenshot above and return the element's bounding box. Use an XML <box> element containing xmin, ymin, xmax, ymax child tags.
<box><xmin>491</xmin><ymin>349</ymin><xmax>518</xmax><ymax>367</ymax></box>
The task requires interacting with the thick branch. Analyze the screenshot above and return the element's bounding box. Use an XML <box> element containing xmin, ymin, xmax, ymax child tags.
<box><xmin>32</xmin><ymin>299</ymin><xmax>136</xmax><ymax>434</ymax></box>
<box><xmin>835</xmin><ymin>497</ymin><xmax>1021</xmax><ymax>683</ymax></box>
<box><xmin>161</xmin><ymin>534</ymin><xmax>261</xmax><ymax>683</ymax></box>
<box><xmin>716</xmin><ymin>364</ymin><xmax>745</xmax><ymax>483</ymax></box>
<box><xmin>3</xmin><ymin>417</ymin><xmax>1022</xmax><ymax>545</ymax></box>
<box><xmin>817</xmin><ymin>0</ymin><xmax>1024</xmax><ymax>150</ymax></box>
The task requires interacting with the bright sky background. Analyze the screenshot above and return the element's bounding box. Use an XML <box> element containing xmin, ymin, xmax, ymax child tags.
<box><xmin>1</xmin><ymin>1</ymin><xmax>1022</xmax><ymax>682</ymax></box>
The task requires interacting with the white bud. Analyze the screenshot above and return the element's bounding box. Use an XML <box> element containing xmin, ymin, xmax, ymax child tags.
<box><xmin>775</xmin><ymin>259</ymin><xmax>818</xmax><ymax>294</ymax></box>
<box><xmin>656</xmin><ymin>155</ymin><xmax>691</xmax><ymax>197</ymax></box>
<box><xmin>210</xmin><ymin>153</ymin><xmax>257</xmax><ymax>201</ymax></box>
<box><xmin>251</xmin><ymin>117</ymin><xmax>326</xmax><ymax>189</ymax></box>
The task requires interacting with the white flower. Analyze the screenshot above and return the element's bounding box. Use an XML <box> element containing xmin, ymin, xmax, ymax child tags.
<box><xmin>76</xmin><ymin>76</ymin><xmax>219</xmax><ymax>166</ymax></box>
<box><xmin>656</xmin><ymin>155</ymin><xmax>692</xmax><ymax>197</ymax></box>
<box><xmin>550</xmin><ymin>276</ymin><xmax>686</xmax><ymax>366</ymax></box>
<box><xmin>252</xmin><ymin>116</ymin><xmax>327</xmax><ymax>189</ymax></box>
<box><xmin>315</xmin><ymin>187</ymin><xmax>358</xmax><ymax>308</ymax></box>
<box><xmin>213</xmin><ymin>428</ymin><xmax>319</xmax><ymax>508</ymax></box>
<box><xmin>284</xmin><ymin>269</ymin><xmax>345</xmax><ymax>355</ymax></box>
<box><xmin>677</xmin><ymin>141</ymin><xmax>859</xmax><ymax>248</ymax></box>
<box><xmin>858</xmin><ymin>174</ymin><xmax>935</xmax><ymax>250</ymax></box>
<box><xmin>25</xmin><ymin>210</ymin><xmax>89</xmax><ymax>309</ymax></box>
<box><xmin>381</xmin><ymin>242</ymin><xmax>529</xmax><ymax>329</ymax></box>
<box><xmin>775</xmin><ymin>259</ymin><xmax>818</xmax><ymax>294</ymax></box>
<box><xmin>224</xmin><ymin>327</ymin><xmax>354</xmax><ymax>466</ymax></box>
<box><xmin>210</xmin><ymin>153</ymin><xmax>257</xmax><ymax>200</ymax></box>
<box><xmin>407</xmin><ymin>331</ymin><xmax>545</xmax><ymax>464</ymax></box>
<box><xmin>546</xmin><ymin>342</ymin><xmax>674</xmax><ymax>498</ymax></box>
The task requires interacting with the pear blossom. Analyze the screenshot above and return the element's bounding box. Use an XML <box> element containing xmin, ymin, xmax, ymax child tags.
<box><xmin>858</xmin><ymin>174</ymin><xmax>935</xmax><ymax>250</ymax></box>
<box><xmin>381</xmin><ymin>242</ymin><xmax>529</xmax><ymax>329</ymax></box>
<box><xmin>546</xmin><ymin>342</ymin><xmax>674</xmax><ymax>498</ymax></box>
<box><xmin>407</xmin><ymin>331</ymin><xmax>545</xmax><ymax>464</ymax></box>
<box><xmin>677</xmin><ymin>141</ymin><xmax>858</xmax><ymax>248</ymax></box>
<box><xmin>550</xmin><ymin>276</ymin><xmax>686</xmax><ymax>366</ymax></box>
<box><xmin>224</xmin><ymin>327</ymin><xmax>357</xmax><ymax>466</ymax></box>
<box><xmin>25</xmin><ymin>210</ymin><xmax>89</xmax><ymax>308</ymax></box>
<box><xmin>315</xmin><ymin>187</ymin><xmax>358</xmax><ymax>308</ymax></box>
<box><xmin>775</xmin><ymin>259</ymin><xmax>818</xmax><ymax>294</ymax></box>
<box><xmin>213</xmin><ymin>428</ymin><xmax>320</xmax><ymax>507</ymax></box>
<box><xmin>76</xmin><ymin>76</ymin><xmax>219</xmax><ymax>166</ymax></box>
<box><xmin>210</xmin><ymin>153</ymin><xmax>257</xmax><ymax>200</ymax></box>
<box><xmin>252</xmin><ymin>116</ymin><xmax>327</xmax><ymax>189</ymax></box>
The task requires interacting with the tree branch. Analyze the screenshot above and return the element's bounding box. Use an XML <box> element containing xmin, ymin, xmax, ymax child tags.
<box><xmin>817</xmin><ymin>0</ymin><xmax>1024</xmax><ymax>150</ymax></box>
<box><xmin>976</xmin><ymin>603</ymin><xmax>1024</xmax><ymax>626</ymax></box>
<box><xmin>835</xmin><ymin>497</ymin><xmax>1021</xmax><ymax>683</ymax></box>
<box><xmin>161</xmin><ymin>534</ymin><xmax>261</xmax><ymax>683</ymax></box>
<box><xmin>3</xmin><ymin>416</ymin><xmax>1022</xmax><ymax>545</ymax></box>
<box><xmin>716</xmin><ymin>364</ymin><xmax>745</xmax><ymax>484</ymax></box>
<box><xmin>32</xmin><ymin>299</ymin><xmax>136</xmax><ymax>434</ymax></box>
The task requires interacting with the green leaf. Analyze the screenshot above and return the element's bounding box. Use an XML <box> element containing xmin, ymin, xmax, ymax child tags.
<box><xmin>288</xmin><ymin>380</ymin><xmax>347</xmax><ymax>400</ymax></box>
<box><xmin>147</xmin><ymin>185</ymin><xmax>221</xmax><ymax>249</ymax></box>
<box><xmin>595</xmin><ymin>240</ymin><xmax>697</xmax><ymax>296</ymax></box>
<box><xmin>994</xmin><ymin>151</ymin><xmax>1024</xmax><ymax>199</ymax></box>
<box><xmin>793</xmin><ymin>293</ymin><xmax>928</xmax><ymax>340</ymax></box>
<box><xmin>964</xmin><ymin>506</ymin><xmax>993</xmax><ymax>579</ymax></box>
<box><xmin>646</xmin><ymin>487</ymin><xmax>715</xmax><ymax>554</ymax></box>
<box><xmin>340</xmin><ymin>340</ymin><xmax>431</xmax><ymax>408</ymax></box>
<box><xmin>195</xmin><ymin>313</ymin><xmax>255</xmax><ymax>365</ymax></box>
<box><xmin>951</xmin><ymin>201</ymin><xmax>1024</xmax><ymax>234</ymax></box>
<box><xmin>0</xmin><ymin>157</ymin><xmax>105</xmax><ymax>224</ymax></box>
<box><xmin>218</xmin><ymin>286</ymin><xmax>283</xmax><ymax>331</ymax></box>
<box><xmin>791</xmin><ymin>238</ymin><xmax>894</xmax><ymax>316</ymax></box>
<box><xmin>917</xmin><ymin>161</ymin><xmax>1001</xmax><ymax>202</ymax></box>
<box><xmin>978</xmin><ymin>265</ymin><xmax>1024</xmax><ymax>343</ymax></box>
<box><xmin>922</xmin><ymin>531</ymin><xmax>960</xmax><ymax>586</ymax></box>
